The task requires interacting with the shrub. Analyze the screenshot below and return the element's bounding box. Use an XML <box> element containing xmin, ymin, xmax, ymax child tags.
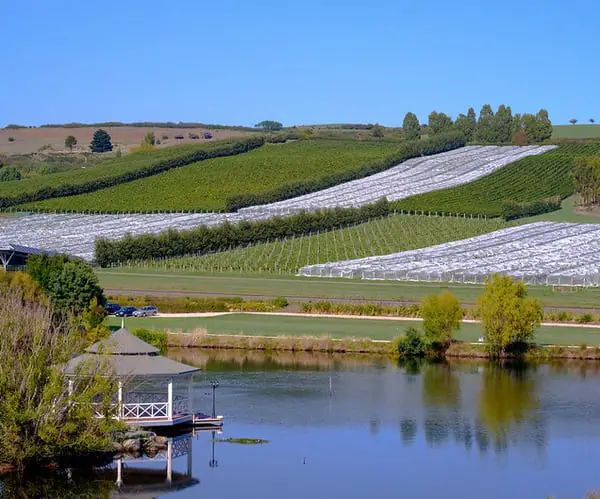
<box><xmin>162</xmin><ymin>135</ymin><xmax>169</xmax><ymax>140</ymax></box>
<box><xmin>8</xmin><ymin>136</ymin><xmax>15</xmax><ymax>142</ymax></box>
<box><xmin>0</xmin><ymin>167</ymin><xmax>21</xmax><ymax>182</ymax></box>
<box><xmin>421</xmin><ymin>291</ymin><xmax>462</xmax><ymax>351</ymax></box>
<box><xmin>396</xmin><ymin>327</ymin><xmax>428</xmax><ymax>357</ymax></box>
<box><xmin>578</xmin><ymin>313</ymin><xmax>594</xmax><ymax>323</ymax></box>
<box><xmin>132</xmin><ymin>328</ymin><xmax>167</xmax><ymax>353</ymax></box>
<box><xmin>272</xmin><ymin>296</ymin><xmax>289</xmax><ymax>308</ymax></box>
<box><xmin>501</xmin><ymin>196</ymin><xmax>561</xmax><ymax>221</ymax></box>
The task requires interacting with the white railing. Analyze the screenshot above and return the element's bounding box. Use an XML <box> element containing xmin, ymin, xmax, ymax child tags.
<box><xmin>122</xmin><ymin>402</ymin><xmax>168</xmax><ymax>419</ymax></box>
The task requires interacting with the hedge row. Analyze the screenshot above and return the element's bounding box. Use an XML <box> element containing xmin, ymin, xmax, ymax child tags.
<box><xmin>225</xmin><ymin>131</ymin><xmax>467</xmax><ymax>211</ymax></box>
<box><xmin>501</xmin><ymin>196</ymin><xmax>562</xmax><ymax>221</ymax></box>
<box><xmin>0</xmin><ymin>136</ymin><xmax>265</xmax><ymax>208</ymax></box>
<box><xmin>95</xmin><ymin>198</ymin><xmax>392</xmax><ymax>267</ymax></box>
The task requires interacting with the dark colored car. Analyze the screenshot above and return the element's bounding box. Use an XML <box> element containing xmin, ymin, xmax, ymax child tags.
<box><xmin>203</xmin><ymin>132</ymin><xmax>213</xmax><ymax>139</ymax></box>
<box><xmin>105</xmin><ymin>303</ymin><xmax>122</xmax><ymax>315</ymax></box>
<box><xmin>115</xmin><ymin>306</ymin><xmax>137</xmax><ymax>317</ymax></box>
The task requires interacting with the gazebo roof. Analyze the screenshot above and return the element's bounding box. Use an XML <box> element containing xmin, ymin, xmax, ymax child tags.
<box><xmin>86</xmin><ymin>327</ymin><xmax>160</xmax><ymax>355</ymax></box>
<box><xmin>64</xmin><ymin>328</ymin><xmax>200</xmax><ymax>377</ymax></box>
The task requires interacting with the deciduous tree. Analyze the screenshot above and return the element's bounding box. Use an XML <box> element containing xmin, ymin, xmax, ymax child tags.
<box><xmin>427</xmin><ymin>111</ymin><xmax>453</xmax><ymax>135</ymax></box>
<box><xmin>454</xmin><ymin>107</ymin><xmax>476</xmax><ymax>141</ymax></box>
<box><xmin>569</xmin><ymin>118</ymin><xmax>578</xmax><ymax>125</ymax></box>
<box><xmin>490</xmin><ymin>104</ymin><xmax>514</xmax><ymax>143</ymax></box>
<box><xmin>371</xmin><ymin>124</ymin><xmax>385</xmax><ymax>138</ymax></box>
<box><xmin>65</xmin><ymin>135</ymin><xmax>77</xmax><ymax>151</ymax></box>
<box><xmin>476</xmin><ymin>274</ymin><xmax>543</xmax><ymax>357</ymax></box>
<box><xmin>475</xmin><ymin>104</ymin><xmax>494</xmax><ymax>143</ymax></box>
<box><xmin>255</xmin><ymin>120</ymin><xmax>283</xmax><ymax>131</ymax></box>
<box><xmin>421</xmin><ymin>291</ymin><xmax>462</xmax><ymax>350</ymax></box>
<box><xmin>402</xmin><ymin>112</ymin><xmax>421</xmax><ymax>140</ymax></box>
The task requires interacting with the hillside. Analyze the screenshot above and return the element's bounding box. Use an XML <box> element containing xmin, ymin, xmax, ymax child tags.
<box><xmin>22</xmin><ymin>139</ymin><xmax>404</xmax><ymax>213</ymax></box>
<box><xmin>122</xmin><ymin>214</ymin><xmax>506</xmax><ymax>274</ymax></box>
<box><xmin>0</xmin><ymin>137</ymin><xmax>264</xmax><ymax>208</ymax></box>
<box><xmin>391</xmin><ymin>143</ymin><xmax>600</xmax><ymax>217</ymax></box>
<box><xmin>0</xmin><ymin>125</ymin><xmax>253</xmax><ymax>154</ymax></box>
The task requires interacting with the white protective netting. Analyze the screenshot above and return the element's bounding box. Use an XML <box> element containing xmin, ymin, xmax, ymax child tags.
<box><xmin>299</xmin><ymin>222</ymin><xmax>600</xmax><ymax>287</ymax></box>
<box><xmin>0</xmin><ymin>145</ymin><xmax>557</xmax><ymax>261</ymax></box>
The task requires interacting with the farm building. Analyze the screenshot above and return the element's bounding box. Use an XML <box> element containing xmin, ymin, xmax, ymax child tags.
<box><xmin>0</xmin><ymin>243</ymin><xmax>48</xmax><ymax>270</ymax></box>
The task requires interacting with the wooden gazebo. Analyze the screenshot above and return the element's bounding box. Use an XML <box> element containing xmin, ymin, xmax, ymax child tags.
<box><xmin>65</xmin><ymin>328</ymin><xmax>206</xmax><ymax>427</ymax></box>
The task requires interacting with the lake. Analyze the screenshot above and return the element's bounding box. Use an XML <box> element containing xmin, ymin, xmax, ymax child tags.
<box><xmin>3</xmin><ymin>349</ymin><xmax>600</xmax><ymax>498</ymax></box>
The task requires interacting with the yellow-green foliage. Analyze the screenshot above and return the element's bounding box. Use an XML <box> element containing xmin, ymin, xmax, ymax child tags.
<box><xmin>421</xmin><ymin>291</ymin><xmax>462</xmax><ymax>348</ymax></box>
<box><xmin>476</xmin><ymin>274</ymin><xmax>543</xmax><ymax>356</ymax></box>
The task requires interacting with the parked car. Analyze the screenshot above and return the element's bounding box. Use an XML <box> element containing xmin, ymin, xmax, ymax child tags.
<box><xmin>133</xmin><ymin>306</ymin><xmax>159</xmax><ymax>317</ymax></box>
<box><xmin>203</xmin><ymin>132</ymin><xmax>213</xmax><ymax>139</ymax></box>
<box><xmin>105</xmin><ymin>303</ymin><xmax>122</xmax><ymax>315</ymax></box>
<box><xmin>115</xmin><ymin>306</ymin><xmax>137</xmax><ymax>317</ymax></box>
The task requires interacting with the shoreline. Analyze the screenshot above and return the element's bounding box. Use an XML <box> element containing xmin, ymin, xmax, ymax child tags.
<box><xmin>164</xmin><ymin>330</ymin><xmax>600</xmax><ymax>361</ymax></box>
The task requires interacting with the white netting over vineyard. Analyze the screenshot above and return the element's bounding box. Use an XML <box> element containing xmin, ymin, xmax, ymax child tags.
<box><xmin>239</xmin><ymin>145</ymin><xmax>556</xmax><ymax>217</ymax></box>
<box><xmin>299</xmin><ymin>222</ymin><xmax>600</xmax><ymax>287</ymax></box>
<box><xmin>0</xmin><ymin>145</ymin><xmax>556</xmax><ymax>261</ymax></box>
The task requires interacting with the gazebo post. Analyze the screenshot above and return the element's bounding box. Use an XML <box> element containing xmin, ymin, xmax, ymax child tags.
<box><xmin>117</xmin><ymin>380</ymin><xmax>123</xmax><ymax>420</ymax></box>
<box><xmin>167</xmin><ymin>378</ymin><xmax>173</xmax><ymax>420</ymax></box>
<box><xmin>188</xmin><ymin>375</ymin><xmax>194</xmax><ymax>417</ymax></box>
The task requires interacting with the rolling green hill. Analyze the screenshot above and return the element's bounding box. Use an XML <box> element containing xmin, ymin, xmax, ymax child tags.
<box><xmin>392</xmin><ymin>143</ymin><xmax>600</xmax><ymax>217</ymax></box>
<box><xmin>22</xmin><ymin>139</ymin><xmax>403</xmax><ymax>213</ymax></box>
<box><xmin>0</xmin><ymin>137</ymin><xmax>263</xmax><ymax>208</ymax></box>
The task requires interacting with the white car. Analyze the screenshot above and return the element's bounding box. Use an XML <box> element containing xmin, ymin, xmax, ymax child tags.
<box><xmin>132</xmin><ymin>306</ymin><xmax>159</xmax><ymax>317</ymax></box>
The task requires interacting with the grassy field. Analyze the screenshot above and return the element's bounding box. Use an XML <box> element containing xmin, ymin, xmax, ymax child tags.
<box><xmin>552</xmin><ymin>124</ymin><xmax>600</xmax><ymax>139</ymax></box>
<box><xmin>392</xmin><ymin>143</ymin><xmax>600</xmax><ymax>217</ymax></box>
<box><xmin>0</xmin><ymin>125</ymin><xmax>250</xmax><ymax>154</ymax></box>
<box><xmin>23</xmin><ymin>139</ymin><xmax>402</xmax><ymax>212</ymax></box>
<box><xmin>0</xmin><ymin>137</ymin><xmax>261</xmax><ymax>208</ymax></box>
<box><xmin>518</xmin><ymin>196</ymin><xmax>600</xmax><ymax>224</ymax></box>
<box><xmin>125</xmin><ymin>214</ymin><xmax>505</xmax><ymax>274</ymax></box>
<box><xmin>97</xmin><ymin>269</ymin><xmax>600</xmax><ymax>310</ymax></box>
<box><xmin>107</xmin><ymin>313</ymin><xmax>600</xmax><ymax>346</ymax></box>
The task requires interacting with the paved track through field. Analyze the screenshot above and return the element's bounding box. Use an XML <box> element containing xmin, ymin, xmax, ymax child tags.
<box><xmin>105</xmin><ymin>287</ymin><xmax>600</xmax><ymax>314</ymax></box>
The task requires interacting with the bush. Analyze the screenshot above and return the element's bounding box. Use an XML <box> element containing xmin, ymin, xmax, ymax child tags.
<box><xmin>162</xmin><ymin>135</ymin><xmax>169</xmax><ymax>140</ymax></box>
<box><xmin>396</xmin><ymin>327</ymin><xmax>428</xmax><ymax>357</ymax></box>
<box><xmin>225</xmin><ymin>131</ymin><xmax>466</xmax><ymax>211</ymax></box>
<box><xmin>272</xmin><ymin>296</ymin><xmax>289</xmax><ymax>308</ymax></box>
<box><xmin>578</xmin><ymin>313</ymin><xmax>594</xmax><ymax>324</ymax></box>
<box><xmin>0</xmin><ymin>167</ymin><xmax>21</xmax><ymax>182</ymax></box>
<box><xmin>501</xmin><ymin>196</ymin><xmax>561</xmax><ymax>221</ymax></box>
<box><xmin>132</xmin><ymin>328</ymin><xmax>167</xmax><ymax>353</ymax></box>
<box><xmin>8</xmin><ymin>136</ymin><xmax>15</xmax><ymax>142</ymax></box>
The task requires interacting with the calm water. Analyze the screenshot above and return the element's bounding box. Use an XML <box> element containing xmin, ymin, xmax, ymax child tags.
<box><xmin>4</xmin><ymin>350</ymin><xmax>600</xmax><ymax>498</ymax></box>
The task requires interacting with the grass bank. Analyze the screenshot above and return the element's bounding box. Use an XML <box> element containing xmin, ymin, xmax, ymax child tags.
<box><xmin>108</xmin><ymin>313</ymin><xmax>600</xmax><ymax>346</ymax></box>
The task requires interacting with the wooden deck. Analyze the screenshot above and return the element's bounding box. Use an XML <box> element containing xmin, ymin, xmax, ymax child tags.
<box><xmin>124</xmin><ymin>412</ymin><xmax>224</xmax><ymax>428</ymax></box>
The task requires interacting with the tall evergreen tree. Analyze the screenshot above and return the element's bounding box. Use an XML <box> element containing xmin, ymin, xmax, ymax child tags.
<box><xmin>427</xmin><ymin>111</ymin><xmax>453</xmax><ymax>135</ymax></box>
<box><xmin>475</xmin><ymin>104</ymin><xmax>494</xmax><ymax>143</ymax></box>
<box><xmin>454</xmin><ymin>107</ymin><xmax>477</xmax><ymax>141</ymax></box>
<box><xmin>490</xmin><ymin>104</ymin><xmax>514</xmax><ymax>143</ymax></box>
<box><xmin>536</xmin><ymin>109</ymin><xmax>553</xmax><ymax>142</ymax></box>
<box><xmin>402</xmin><ymin>112</ymin><xmax>421</xmax><ymax>140</ymax></box>
<box><xmin>90</xmin><ymin>129</ymin><xmax>113</xmax><ymax>153</ymax></box>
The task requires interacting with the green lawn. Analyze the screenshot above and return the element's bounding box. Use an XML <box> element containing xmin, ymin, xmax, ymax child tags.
<box><xmin>98</xmin><ymin>269</ymin><xmax>600</xmax><ymax>310</ymax></box>
<box><xmin>108</xmin><ymin>313</ymin><xmax>600</xmax><ymax>346</ymax></box>
<box><xmin>552</xmin><ymin>124</ymin><xmax>600</xmax><ymax>139</ymax></box>
<box><xmin>517</xmin><ymin>196</ymin><xmax>600</xmax><ymax>224</ymax></box>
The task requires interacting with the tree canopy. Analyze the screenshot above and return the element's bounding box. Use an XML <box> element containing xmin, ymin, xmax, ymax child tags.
<box><xmin>90</xmin><ymin>129</ymin><xmax>113</xmax><ymax>153</ymax></box>
<box><xmin>255</xmin><ymin>120</ymin><xmax>283</xmax><ymax>131</ymax></box>
<box><xmin>454</xmin><ymin>108</ymin><xmax>476</xmax><ymax>141</ymax></box>
<box><xmin>65</xmin><ymin>135</ymin><xmax>77</xmax><ymax>151</ymax></box>
<box><xmin>476</xmin><ymin>274</ymin><xmax>543</xmax><ymax>357</ymax></box>
<box><xmin>420</xmin><ymin>291</ymin><xmax>462</xmax><ymax>350</ymax></box>
<box><xmin>402</xmin><ymin>112</ymin><xmax>421</xmax><ymax>140</ymax></box>
<box><xmin>27</xmin><ymin>254</ymin><xmax>105</xmax><ymax>316</ymax></box>
<box><xmin>427</xmin><ymin>111</ymin><xmax>453</xmax><ymax>135</ymax></box>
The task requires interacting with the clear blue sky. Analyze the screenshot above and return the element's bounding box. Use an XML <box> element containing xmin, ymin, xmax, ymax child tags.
<box><xmin>1</xmin><ymin>0</ymin><xmax>598</xmax><ymax>127</ymax></box>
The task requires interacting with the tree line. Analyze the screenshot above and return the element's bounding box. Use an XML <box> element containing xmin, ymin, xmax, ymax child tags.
<box><xmin>402</xmin><ymin>105</ymin><xmax>553</xmax><ymax>144</ymax></box>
